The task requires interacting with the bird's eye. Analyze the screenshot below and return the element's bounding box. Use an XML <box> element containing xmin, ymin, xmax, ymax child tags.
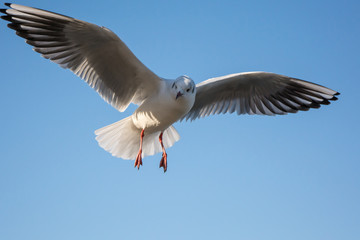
<box><xmin>186</xmin><ymin>88</ymin><xmax>190</xmax><ymax>92</ymax></box>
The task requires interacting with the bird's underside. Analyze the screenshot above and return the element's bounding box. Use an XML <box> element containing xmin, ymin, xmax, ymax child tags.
<box><xmin>1</xmin><ymin>3</ymin><xmax>340</xmax><ymax>172</ymax></box>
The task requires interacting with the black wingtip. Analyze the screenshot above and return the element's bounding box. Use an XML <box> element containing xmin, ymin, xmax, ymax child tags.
<box><xmin>5</xmin><ymin>3</ymin><xmax>12</xmax><ymax>7</ymax></box>
<box><xmin>1</xmin><ymin>15</ymin><xmax>12</xmax><ymax>22</ymax></box>
<box><xmin>335</xmin><ymin>92</ymin><xmax>340</xmax><ymax>96</ymax></box>
<box><xmin>7</xmin><ymin>23</ymin><xmax>18</xmax><ymax>30</ymax></box>
<box><xmin>16</xmin><ymin>31</ymin><xmax>28</xmax><ymax>39</ymax></box>
<box><xmin>321</xmin><ymin>99</ymin><xmax>330</xmax><ymax>105</ymax></box>
<box><xmin>330</xmin><ymin>96</ymin><xmax>338</xmax><ymax>101</ymax></box>
<box><xmin>0</xmin><ymin>8</ymin><xmax>7</xmax><ymax>14</ymax></box>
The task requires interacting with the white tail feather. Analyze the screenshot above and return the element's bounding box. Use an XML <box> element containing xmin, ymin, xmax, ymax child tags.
<box><xmin>95</xmin><ymin>117</ymin><xmax>180</xmax><ymax>160</ymax></box>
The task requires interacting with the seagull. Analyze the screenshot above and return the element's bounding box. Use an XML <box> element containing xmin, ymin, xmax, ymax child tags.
<box><xmin>1</xmin><ymin>3</ymin><xmax>339</xmax><ymax>172</ymax></box>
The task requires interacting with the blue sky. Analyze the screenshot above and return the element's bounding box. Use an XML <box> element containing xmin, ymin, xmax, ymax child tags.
<box><xmin>0</xmin><ymin>0</ymin><xmax>359</xmax><ymax>239</ymax></box>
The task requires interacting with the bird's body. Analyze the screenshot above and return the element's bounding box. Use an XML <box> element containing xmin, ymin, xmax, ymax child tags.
<box><xmin>132</xmin><ymin>77</ymin><xmax>195</xmax><ymax>133</ymax></box>
<box><xmin>95</xmin><ymin>76</ymin><xmax>195</xmax><ymax>170</ymax></box>
<box><xmin>1</xmin><ymin>3</ymin><xmax>340</xmax><ymax>172</ymax></box>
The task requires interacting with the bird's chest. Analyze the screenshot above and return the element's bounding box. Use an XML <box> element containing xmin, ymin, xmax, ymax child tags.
<box><xmin>132</xmin><ymin>94</ymin><xmax>192</xmax><ymax>132</ymax></box>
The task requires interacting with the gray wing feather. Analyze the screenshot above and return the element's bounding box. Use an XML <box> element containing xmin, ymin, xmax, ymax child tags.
<box><xmin>183</xmin><ymin>72</ymin><xmax>339</xmax><ymax>121</ymax></box>
<box><xmin>1</xmin><ymin>3</ymin><xmax>161</xmax><ymax>112</ymax></box>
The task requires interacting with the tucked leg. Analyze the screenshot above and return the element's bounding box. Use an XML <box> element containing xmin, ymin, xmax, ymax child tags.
<box><xmin>134</xmin><ymin>129</ymin><xmax>145</xmax><ymax>170</ymax></box>
<box><xmin>158</xmin><ymin>132</ymin><xmax>168</xmax><ymax>172</ymax></box>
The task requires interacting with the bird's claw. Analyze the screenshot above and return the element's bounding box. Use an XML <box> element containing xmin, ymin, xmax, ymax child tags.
<box><xmin>134</xmin><ymin>151</ymin><xmax>143</xmax><ymax>170</ymax></box>
<box><xmin>159</xmin><ymin>153</ymin><xmax>167</xmax><ymax>173</ymax></box>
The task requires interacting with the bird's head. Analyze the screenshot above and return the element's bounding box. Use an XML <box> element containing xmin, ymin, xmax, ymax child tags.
<box><xmin>171</xmin><ymin>75</ymin><xmax>196</xmax><ymax>101</ymax></box>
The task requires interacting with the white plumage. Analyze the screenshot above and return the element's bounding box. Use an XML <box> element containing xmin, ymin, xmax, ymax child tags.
<box><xmin>1</xmin><ymin>3</ymin><xmax>339</xmax><ymax>172</ymax></box>
<box><xmin>95</xmin><ymin>116</ymin><xmax>180</xmax><ymax>160</ymax></box>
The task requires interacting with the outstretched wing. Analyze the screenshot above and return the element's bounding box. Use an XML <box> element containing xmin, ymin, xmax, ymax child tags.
<box><xmin>1</xmin><ymin>3</ymin><xmax>162</xmax><ymax>111</ymax></box>
<box><xmin>183</xmin><ymin>72</ymin><xmax>339</xmax><ymax>121</ymax></box>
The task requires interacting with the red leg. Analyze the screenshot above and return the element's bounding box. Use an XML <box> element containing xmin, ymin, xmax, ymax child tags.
<box><xmin>158</xmin><ymin>132</ymin><xmax>168</xmax><ymax>172</ymax></box>
<box><xmin>134</xmin><ymin>129</ymin><xmax>145</xmax><ymax>170</ymax></box>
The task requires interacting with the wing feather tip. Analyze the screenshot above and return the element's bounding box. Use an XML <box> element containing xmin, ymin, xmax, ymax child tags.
<box><xmin>15</xmin><ymin>31</ymin><xmax>28</xmax><ymax>39</ymax></box>
<box><xmin>7</xmin><ymin>22</ymin><xmax>18</xmax><ymax>30</ymax></box>
<box><xmin>309</xmin><ymin>102</ymin><xmax>321</xmax><ymax>109</ymax></box>
<box><xmin>321</xmin><ymin>99</ymin><xmax>330</xmax><ymax>105</ymax></box>
<box><xmin>1</xmin><ymin>15</ymin><xmax>11</xmax><ymax>22</ymax></box>
<box><xmin>4</xmin><ymin>3</ymin><xmax>11</xmax><ymax>7</ymax></box>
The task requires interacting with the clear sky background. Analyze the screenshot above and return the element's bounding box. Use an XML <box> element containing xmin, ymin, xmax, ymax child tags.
<box><xmin>0</xmin><ymin>0</ymin><xmax>359</xmax><ymax>239</ymax></box>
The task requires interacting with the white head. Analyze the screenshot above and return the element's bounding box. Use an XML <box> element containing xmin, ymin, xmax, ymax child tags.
<box><xmin>171</xmin><ymin>75</ymin><xmax>196</xmax><ymax>101</ymax></box>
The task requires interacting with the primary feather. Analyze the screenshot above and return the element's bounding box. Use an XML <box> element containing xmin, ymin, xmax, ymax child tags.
<box><xmin>183</xmin><ymin>72</ymin><xmax>339</xmax><ymax>121</ymax></box>
<box><xmin>1</xmin><ymin>3</ymin><xmax>161</xmax><ymax>112</ymax></box>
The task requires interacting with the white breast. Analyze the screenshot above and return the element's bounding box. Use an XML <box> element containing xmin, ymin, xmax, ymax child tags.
<box><xmin>132</xmin><ymin>81</ymin><xmax>195</xmax><ymax>132</ymax></box>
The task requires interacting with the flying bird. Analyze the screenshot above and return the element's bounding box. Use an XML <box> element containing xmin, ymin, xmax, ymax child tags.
<box><xmin>1</xmin><ymin>3</ymin><xmax>339</xmax><ymax>172</ymax></box>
